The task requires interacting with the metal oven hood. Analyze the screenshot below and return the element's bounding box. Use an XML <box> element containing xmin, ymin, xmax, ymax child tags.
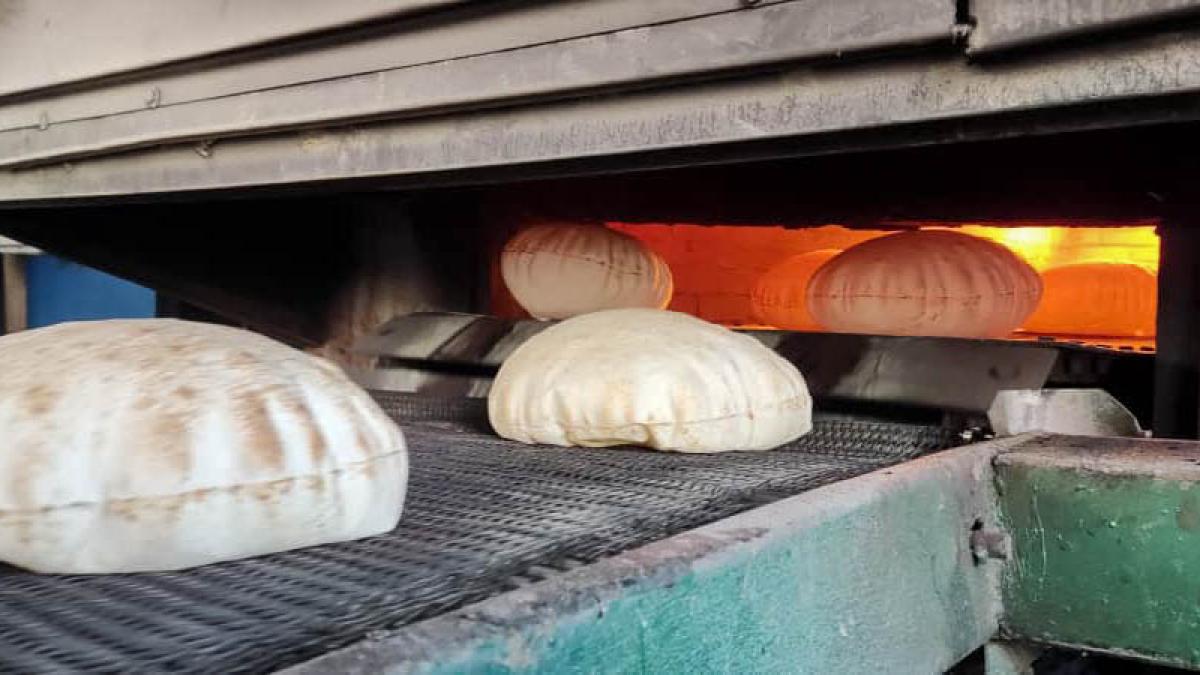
<box><xmin>2</xmin><ymin>0</ymin><xmax>1200</xmax><ymax>203</ymax></box>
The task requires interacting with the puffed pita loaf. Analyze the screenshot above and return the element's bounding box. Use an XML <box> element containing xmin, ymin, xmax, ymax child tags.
<box><xmin>501</xmin><ymin>223</ymin><xmax>673</xmax><ymax>319</ymax></box>
<box><xmin>806</xmin><ymin>230</ymin><xmax>1042</xmax><ymax>338</ymax></box>
<box><xmin>0</xmin><ymin>319</ymin><xmax>406</xmax><ymax>573</ymax></box>
<box><xmin>489</xmin><ymin>309</ymin><xmax>811</xmax><ymax>453</ymax></box>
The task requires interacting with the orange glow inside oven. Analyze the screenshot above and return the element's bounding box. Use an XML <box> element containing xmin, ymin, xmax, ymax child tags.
<box><xmin>604</xmin><ymin>222</ymin><xmax>1161</xmax><ymax>350</ymax></box>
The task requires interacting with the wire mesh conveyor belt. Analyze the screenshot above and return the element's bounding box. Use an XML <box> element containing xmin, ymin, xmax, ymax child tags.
<box><xmin>0</xmin><ymin>392</ymin><xmax>962</xmax><ymax>674</ymax></box>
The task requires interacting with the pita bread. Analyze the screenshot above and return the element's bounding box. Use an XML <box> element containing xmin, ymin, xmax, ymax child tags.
<box><xmin>489</xmin><ymin>309</ymin><xmax>811</xmax><ymax>453</ymax></box>
<box><xmin>1022</xmin><ymin>263</ymin><xmax>1156</xmax><ymax>337</ymax></box>
<box><xmin>0</xmin><ymin>319</ymin><xmax>406</xmax><ymax>573</ymax></box>
<box><xmin>807</xmin><ymin>230</ymin><xmax>1042</xmax><ymax>338</ymax></box>
<box><xmin>751</xmin><ymin>249</ymin><xmax>842</xmax><ymax>330</ymax></box>
<box><xmin>501</xmin><ymin>223</ymin><xmax>673</xmax><ymax>319</ymax></box>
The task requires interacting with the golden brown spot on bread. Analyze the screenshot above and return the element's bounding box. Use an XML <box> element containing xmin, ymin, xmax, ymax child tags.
<box><xmin>134</xmin><ymin>395</ymin><xmax>155</xmax><ymax>410</ymax></box>
<box><xmin>107</xmin><ymin>501</ymin><xmax>140</xmax><ymax>521</ymax></box>
<box><xmin>150</xmin><ymin>411</ymin><xmax>191</xmax><ymax>474</ymax></box>
<box><xmin>238</xmin><ymin>393</ymin><xmax>286</xmax><ymax>472</ymax></box>
<box><xmin>283</xmin><ymin>396</ymin><xmax>328</xmax><ymax>467</ymax></box>
<box><xmin>352</xmin><ymin>421</ymin><xmax>371</xmax><ymax>457</ymax></box>
<box><xmin>227</xmin><ymin>351</ymin><xmax>259</xmax><ymax>368</ymax></box>
<box><xmin>175</xmin><ymin>386</ymin><xmax>197</xmax><ymax>400</ymax></box>
<box><xmin>159</xmin><ymin>495</ymin><xmax>185</xmax><ymax>513</ymax></box>
<box><xmin>23</xmin><ymin>384</ymin><xmax>58</xmax><ymax>416</ymax></box>
<box><xmin>361</xmin><ymin>457</ymin><xmax>378</xmax><ymax>478</ymax></box>
<box><xmin>252</xmin><ymin>484</ymin><xmax>279</xmax><ymax>502</ymax></box>
<box><xmin>307</xmin><ymin>419</ymin><xmax>329</xmax><ymax>466</ymax></box>
<box><xmin>337</xmin><ymin>399</ymin><xmax>375</xmax><ymax>457</ymax></box>
<box><xmin>279</xmin><ymin>395</ymin><xmax>326</xmax><ymax>467</ymax></box>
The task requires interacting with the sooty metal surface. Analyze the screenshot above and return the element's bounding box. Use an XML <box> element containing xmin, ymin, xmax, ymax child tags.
<box><xmin>0</xmin><ymin>392</ymin><xmax>961</xmax><ymax>674</ymax></box>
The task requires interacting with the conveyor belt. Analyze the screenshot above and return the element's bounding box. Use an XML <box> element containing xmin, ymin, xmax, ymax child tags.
<box><xmin>0</xmin><ymin>393</ymin><xmax>962</xmax><ymax>674</ymax></box>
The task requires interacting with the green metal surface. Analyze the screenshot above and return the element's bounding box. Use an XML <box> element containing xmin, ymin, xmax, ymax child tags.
<box><xmin>997</xmin><ymin>435</ymin><xmax>1200</xmax><ymax>669</ymax></box>
<box><xmin>287</xmin><ymin>443</ymin><xmax>1007</xmax><ymax>675</ymax></box>
<box><xmin>432</xmin><ymin>492</ymin><xmax>979</xmax><ymax>675</ymax></box>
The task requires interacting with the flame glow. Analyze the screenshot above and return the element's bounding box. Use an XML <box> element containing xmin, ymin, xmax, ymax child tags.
<box><xmin>955</xmin><ymin>224</ymin><xmax>1159</xmax><ymax>272</ymax></box>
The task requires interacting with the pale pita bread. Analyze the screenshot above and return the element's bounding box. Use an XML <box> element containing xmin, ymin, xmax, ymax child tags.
<box><xmin>0</xmin><ymin>319</ymin><xmax>406</xmax><ymax>573</ymax></box>
<box><xmin>489</xmin><ymin>309</ymin><xmax>811</xmax><ymax>453</ymax></box>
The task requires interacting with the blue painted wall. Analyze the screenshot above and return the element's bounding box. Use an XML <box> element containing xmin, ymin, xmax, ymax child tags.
<box><xmin>25</xmin><ymin>255</ymin><xmax>155</xmax><ymax>329</ymax></box>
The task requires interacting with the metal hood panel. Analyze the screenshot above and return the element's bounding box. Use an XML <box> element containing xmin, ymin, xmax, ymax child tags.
<box><xmin>969</xmin><ymin>0</ymin><xmax>1200</xmax><ymax>53</ymax></box>
<box><xmin>0</xmin><ymin>0</ymin><xmax>954</xmax><ymax>170</ymax></box>
<box><xmin>3</xmin><ymin>25</ymin><xmax>1199</xmax><ymax>205</ymax></box>
<box><xmin>0</xmin><ymin>0</ymin><xmax>468</xmax><ymax>98</ymax></box>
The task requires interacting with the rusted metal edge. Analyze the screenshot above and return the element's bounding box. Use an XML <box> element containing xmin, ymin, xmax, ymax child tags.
<box><xmin>1</xmin><ymin>27</ymin><xmax>1198</xmax><ymax>205</ymax></box>
<box><xmin>0</xmin><ymin>0</ymin><xmax>953</xmax><ymax>169</ymax></box>
<box><xmin>995</xmin><ymin>434</ymin><xmax>1200</xmax><ymax>480</ymax></box>
<box><xmin>969</xmin><ymin>0</ymin><xmax>1200</xmax><ymax>55</ymax></box>
<box><xmin>281</xmin><ymin>440</ymin><xmax>1012</xmax><ymax>674</ymax></box>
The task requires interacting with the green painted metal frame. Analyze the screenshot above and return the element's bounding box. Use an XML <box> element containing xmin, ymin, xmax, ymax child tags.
<box><xmin>280</xmin><ymin>433</ymin><xmax>1200</xmax><ymax>673</ymax></box>
<box><xmin>286</xmin><ymin>440</ymin><xmax>1011</xmax><ymax>674</ymax></box>
<box><xmin>997</xmin><ymin>435</ymin><xmax>1200</xmax><ymax>669</ymax></box>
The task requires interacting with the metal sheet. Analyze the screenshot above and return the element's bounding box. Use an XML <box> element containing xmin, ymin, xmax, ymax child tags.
<box><xmin>353</xmin><ymin>312</ymin><xmax>543</xmax><ymax>367</ymax></box>
<box><xmin>0</xmin><ymin>0</ymin><xmax>954</xmax><ymax>168</ymax></box>
<box><xmin>970</xmin><ymin>0</ymin><xmax>1200</xmax><ymax>53</ymax></box>
<box><xmin>766</xmin><ymin>333</ymin><xmax>1058</xmax><ymax>414</ymax></box>
<box><xmin>997</xmin><ymin>435</ymin><xmax>1200</xmax><ymax>669</ymax></box>
<box><xmin>355</xmin><ymin>312</ymin><xmax>499</xmax><ymax>361</ymax></box>
<box><xmin>2</xmin><ymin>27</ymin><xmax>1199</xmax><ymax>204</ymax></box>
<box><xmin>285</xmin><ymin>438</ymin><xmax>1008</xmax><ymax>674</ymax></box>
<box><xmin>0</xmin><ymin>0</ymin><xmax>797</xmax><ymax>134</ymax></box>
<box><xmin>987</xmin><ymin>389</ymin><xmax>1143</xmax><ymax>437</ymax></box>
<box><xmin>0</xmin><ymin>0</ymin><xmax>468</xmax><ymax>98</ymax></box>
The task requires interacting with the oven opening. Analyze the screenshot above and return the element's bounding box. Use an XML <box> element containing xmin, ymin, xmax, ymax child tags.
<box><xmin>481</xmin><ymin>214</ymin><xmax>1162</xmax><ymax>430</ymax></box>
<box><xmin>504</xmin><ymin>221</ymin><xmax>1160</xmax><ymax>352</ymax></box>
